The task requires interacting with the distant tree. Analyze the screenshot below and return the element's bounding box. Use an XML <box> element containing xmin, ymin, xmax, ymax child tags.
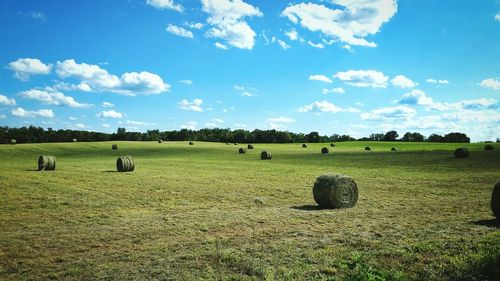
<box><xmin>401</xmin><ymin>132</ymin><xmax>425</xmax><ymax>142</ymax></box>
<box><xmin>442</xmin><ymin>132</ymin><xmax>470</xmax><ymax>143</ymax></box>
<box><xmin>382</xmin><ymin>130</ymin><xmax>399</xmax><ymax>141</ymax></box>
<box><xmin>369</xmin><ymin>133</ymin><xmax>384</xmax><ymax>141</ymax></box>
<box><xmin>427</xmin><ymin>134</ymin><xmax>443</xmax><ymax>142</ymax></box>
<box><xmin>306</xmin><ymin>131</ymin><xmax>320</xmax><ymax>143</ymax></box>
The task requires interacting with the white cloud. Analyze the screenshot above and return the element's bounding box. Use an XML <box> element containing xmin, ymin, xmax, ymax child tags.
<box><xmin>298</xmin><ymin>100</ymin><xmax>359</xmax><ymax>113</ymax></box>
<box><xmin>125</xmin><ymin>120</ymin><xmax>155</xmax><ymax>127</ymax></box>
<box><xmin>202</xmin><ymin>0</ymin><xmax>263</xmax><ymax>50</ymax></box>
<box><xmin>361</xmin><ymin>106</ymin><xmax>416</xmax><ymax>121</ymax></box>
<box><xmin>268</xmin><ymin>116</ymin><xmax>294</xmax><ymax>123</ymax></box>
<box><xmin>390</xmin><ymin>75</ymin><xmax>417</xmax><ymax>88</ymax></box>
<box><xmin>309</xmin><ymin>74</ymin><xmax>332</xmax><ymax>83</ymax></box>
<box><xmin>479</xmin><ymin>78</ymin><xmax>500</xmax><ymax>90</ymax></box>
<box><xmin>0</xmin><ymin>94</ymin><xmax>16</xmax><ymax>106</ymax></box>
<box><xmin>7</xmin><ymin>58</ymin><xmax>51</xmax><ymax>81</ymax></box>
<box><xmin>398</xmin><ymin>90</ymin><xmax>498</xmax><ymax>112</ymax></box>
<box><xmin>56</xmin><ymin>59</ymin><xmax>169</xmax><ymax>95</ymax></box>
<box><xmin>308</xmin><ymin>41</ymin><xmax>325</xmax><ymax>49</ymax></box>
<box><xmin>74</xmin><ymin>123</ymin><xmax>87</xmax><ymax>129</ymax></box>
<box><xmin>322</xmin><ymin>87</ymin><xmax>345</xmax><ymax>94</ymax></box>
<box><xmin>234</xmin><ymin>123</ymin><xmax>247</xmax><ymax>128</ymax></box>
<box><xmin>166</xmin><ymin>24</ymin><xmax>194</xmax><ymax>38</ymax></box>
<box><xmin>186</xmin><ymin>22</ymin><xmax>204</xmax><ymax>29</ymax></box>
<box><xmin>181</xmin><ymin>121</ymin><xmax>197</xmax><ymax>130</ymax></box>
<box><xmin>334</xmin><ymin>69</ymin><xmax>388</xmax><ymax>88</ymax></box>
<box><xmin>398</xmin><ymin>90</ymin><xmax>434</xmax><ymax>106</ymax></box>
<box><xmin>102</xmin><ymin>123</ymin><xmax>111</xmax><ymax>128</ymax></box>
<box><xmin>282</xmin><ymin>0</ymin><xmax>397</xmax><ymax>48</ymax></box>
<box><xmin>277</xmin><ymin>39</ymin><xmax>291</xmax><ymax>50</ymax></box>
<box><xmin>241</xmin><ymin>91</ymin><xmax>256</xmax><ymax>97</ymax></box>
<box><xmin>213</xmin><ymin>118</ymin><xmax>224</xmax><ymax>123</ymax></box>
<box><xmin>69</xmin><ymin>117</ymin><xmax>78</xmax><ymax>121</ymax></box>
<box><xmin>48</xmin><ymin>81</ymin><xmax>92</xmax><ymax>92</ymax></box>
<box><xmin>26</xmin><ymin>11</ymin><xmax>47</xmax><ymax>22</ymax></box>
<box><xmin>179</xmin><ymin>99</ymin><xmax>204</xmax><ymax>112</ymax></box>
<box><xmin>426</xmin><ymin>78</ymin><xmax>449</xmax><ymax>84</ymax></box>
<box><xmin>234</xmin><ymin>85</ymin><xmax>245</xmax><ymax>90</ymax></box>
<box><xmin>180</xmin><ymin>79</ymin><xmax>193</xmax><ymax>85</ymax></box>
<box><xmin>495</xmin><ymin>14</ymin><xmax>500</xmax><ymax>21</ymax></box>
<box><xmin>215</xmin><ymin>42</ymin><xmax>228</xmax><ymax>50</ymax></box>
<box><xmin>97</xmin><ymin>110</ymin><xmax>123</xmax><ymax>119</ymax></box>
<box><xmin>285</xmin><ymin>29</ymin><xmax>299</xmax><ymax>40</ymax></box>
<box><xmin>11</xmin><ymin>107</ymin><xmax>54</xmax><ymax>118</ymax></box>
<box><xmin>101</xmin><ymin>101</ymin><xmax>115</xmax><ymax>108</ymax></box>
<box><xmin>19</xmin><ymin>89</ymin><xmax>91</xmax><ymax>108</ymax></box>
<box><xmin>146</xmin><ymin>0</ymin><xmax>183</xmax><ymax>12</ymax></box>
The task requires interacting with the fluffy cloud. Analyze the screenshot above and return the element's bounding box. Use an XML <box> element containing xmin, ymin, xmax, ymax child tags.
<box><xmin>180</xmin><ymin>80</ymin><xmax>193</xmax><ymax>85</ymax></box>
<box><xmin>277</xmin><ymin>39</ymin><xmax>291</xmax><ymax>50</ymax></box>
<box><xmin>25</xmin><ymin>11</ymin><xmax>47</xmax><ymax>22</ymax></box>
<box><xmin>179</xmin><ymin>99</ymin><xmax>204</xmax><ymax>112</ymax></box>
<box><xmin>241</xmin><ymin>91</ymin><xmax>256</xmax><ymax>97</ymax></box>
<box><xmin>298</xmin><ymin>100</ymin><xmax>360</xmax><ymax>113</ymax></box>
<box><xmin>496</xmin><ymin>14</ymin><xmax>500</xmax><ymax>21</ymax></box>
<box><xmin>268</xmin><ymin>116</ymin><xmax>294</xmax><ymax>123</ymax></box>
<box><xmin>181</xmin><ymin>121</ymin><xmax>197</xmax><ymax>130</ymax></box>
<box><xmin>308</xmin><ymin>41</ymin><xmax>325</xmax><ymax>49</ymax></box>
<box><xmin>398</xmin><ymin>90</ymin><xmax>498</xmax><ymax>111</ymax></box>
<box><xmin>282</xmin><ymin>0</ymin><xmax>397</xmax><ymax>48</ymax></box>
<box><xmin>146</xmin><ymin>0</ymin><xmax>183</xmax><ymax>12</ymax></box>
<box><xmin>334</xmin><ymin>70</ymin><xmax>388</xmax><ymax>88</ymax></box>
<box><xmin>101</xmin><ymin>101</ymin><xmax>115</xmax><ymax>108</ymax></box>
<box><xmin>322</xmin><ymin>87</ymin><xmax>345</xmax><ymax>94</ymax></box>
<box><xmin>361</xmin><ymin>106</ymin><xmax>416</xmax><ymax>121</ymax></box>
<box><xmin>19</xmin><ymin>89</ymin><xmax>91</xmax><ymax>108</ymax></box>
<box><xmin>48</xmin><ymin>81</ymin><xmax>92</xmax><ymax>92</ymax></box>
<box><xmin>398</xmin><ymin>90</ymin><xmax>434</xmax><ymax>106</ymax></box>
<box><xmin>391</xmin><ymin>75</ymin><xmax>417</xmax><ymax>88</ymax></box>
<box><xmin>0</xmin><ymin>94</ymin><xmax>16</xmax><ymax>106</ymax></box>
<box><xmin>309</xmin><ymin>74</ymin><xmax>332</xmax><ymax>83</ymax></box>
<box><xmin>97</xmin><ymin>110</ymin><xmax>123</xmax><ymax>119</ymax></box>
<box><xmin>479</xmin><ymin>78</ymin><xmax>500</xmax><ymax>90</ymax></box>
<box><xmin>7</xmin><ymin>58</ymin><xmax>51</xmax><ymax>81</ymax></box>
<box><xmin>426</xmin><ymin>78</ymin><xmax>449</xmax><ymax>84</ymax></box>
<box><xmin>102</xmin><ymin>123</ymin><xmax>111</xmax><ymax>128</ymax></box>
<box><xmin>125</xmin><ymin>120</ymin><xmax>155</xmax><ymax>127</ymax></box>
<box><xmin>202</xmin><ymin>0</ymin><xmax>263</xmax><ymax>50</ymax></box>
<box><xmin>166</xmin><ymin>24</ymin><xmax>194</xmax><ymax>38</ymax></box>
<box><xmin>214</xmin><ymin>42</ymin><xmax>228</xmax><ymax>49</ymax></box>
<box><xmin>285</xmin><ymin>29</ymin><xmax>299</xmax><ymax>40</ymax></box>
<box><xmin>11</xmin><ymin>107</ymin><xmax>54</xmax><ymax>118</ymax></box>
<box><xmin>186</xmin><ymin>22</ymin><xmax>204</xmax><ymax>29</ymax></box>
<box><xmin>56</xmin><ymin>59</ymin><xmax>169</xmax><ymax>95</ymax></box>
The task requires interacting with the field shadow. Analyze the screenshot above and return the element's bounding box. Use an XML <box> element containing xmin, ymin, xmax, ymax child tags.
<box><xmin>291</xmin><ymin>205</ymin><xmax>323</xmax><ymax>211</ymax></box>
<box><xmin>25</xmin><ymin>169</ymin><xmax>40</xmax><ymax>172</ymax></box>
<box><xmin>102</xmin><ymin>170</ymin><xmax>119</xmax><ymax>173</ymax></box>
<box><xmin>471</xmin><ymin>219</ymin><xmax>500</xmax><ymax>228</ymax></box>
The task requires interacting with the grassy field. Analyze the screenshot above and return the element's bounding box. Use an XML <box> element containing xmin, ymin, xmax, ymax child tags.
<box><xmin>0</xmin><ymin>141</ymin><xmax>499</xmax><ymax>280</ymax></box>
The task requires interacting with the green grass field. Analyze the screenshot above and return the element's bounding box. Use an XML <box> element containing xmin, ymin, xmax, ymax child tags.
<box><xmin>1</xmin><ymin>141</ymin><xmax>499</xmax><ymax>280</ymax></box>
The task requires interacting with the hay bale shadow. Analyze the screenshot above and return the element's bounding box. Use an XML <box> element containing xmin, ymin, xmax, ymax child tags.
<box><xmin>471</xmin><ymin>219</ymin><xmax>500</xmax><ymax>228</ymax></box>
<box><xmin>291</xmin><ymin>205</ymin><xmax>322</xmax><ymax>211</ymax></box>
<box><xmin>25</xmin><ymin>169</ymin><xmax>40</xmax><ymax>172</ymax></box>
<box><xmin>102</xmin><ymin>170</ymin><xmax>119</xmax><ymax>173</ymax></box>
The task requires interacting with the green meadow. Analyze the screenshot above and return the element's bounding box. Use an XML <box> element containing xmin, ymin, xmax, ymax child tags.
<box><xmin>0</xmin><ymin>141</ymin><xmax>499</xmax><ymax>280</ymax></box>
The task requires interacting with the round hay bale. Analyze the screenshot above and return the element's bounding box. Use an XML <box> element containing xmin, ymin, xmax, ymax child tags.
<box><xmin>189</xmin><ymin>141</ymin><xmax>194</xmax><ymax>145</ymax></box>
<box><xmin>238</xmin><ymin>148</ymin><xmax>246</xmax><ymax>154</ymax></box>
<box><xmin>247</xmin><ymin>144</ymin><xmax>254</xmax><ymax>149</ymax></box>
<box><xmin>112</xmin><ymin>144</ymin><xmax>118</xmax><ymax>150</ymax></box>
<box><xmin>158</xmin><ymin>139</ymin><xmax>163</xmax><ymax>143</ymax></box>
<box><xmin>260</xmin><ymin>151</ymin><xmax>272</xmax><ymax>160</ymax></box>
<box><xmin>485</xmin><ymin>144</ymin><xmax>494</xmax><ymax>151</ymax></box>
<box><xmin>330</xmin><ymin>143</ymin><xmax>336</xmax><ymax>147</ymax></box>
<box><xmin>492</xmin><ymin>181</ymin><xmax>500</xmax><ymax>219</ymax></box>
<box><xmin>302</xmin><ymin>143</ymin><xmax>307</xmax><ymax>148</ymax></box>
<box><xmin>226</xmin><ymin>142</ymin><xmax>230</xmax><ymax>145</ymax></box>
<box><xmin>72</xmin><ymin>139</ymin><xmax>77</xmax><ymax>142</ymax></box>
<box><xmin>38</xmin><ymin>155</ymin><xmax>56</xmax><ymax>171</ymax></box>
<box><xmin>454</xmin><ymin>147</ymin><xmax>469</xmax><ymax>158</ymax></box>
<box><xmin>116</xmin><ymin>156</ymin><xmax>135</xmax><ymax>172</ymax></box>
<box><xmin>313</xmin><ymin>174</ymin><xmax>358</xmax><ymax>209</ymax></box>
<box><xmin>10</xmin><ymin>139</ymin><xmax>16</xmax><ymax>145</ymax></box>
<box><xmin>391</xmin><ymin>147</ymin><xmax>397</xmax><ymax>151</ymax></box>
<box><xmin>234</xmin><ymin>142</ymin><xmax>238</xmax><ymax>145</ymax></box>
<box><xmin>365</xmin><ymin>146</ymin><xmax>371</xmax><ymax>151</ymax></box>
<box><xmin>321</xmin><ymin>147</ymin><xmax>329</xmax><ymax>154</ymax></box>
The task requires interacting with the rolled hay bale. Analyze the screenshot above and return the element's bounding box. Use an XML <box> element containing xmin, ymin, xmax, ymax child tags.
<box><xmin>116</xmin><ymin>156</ymin><xmax>135</xmax><ymax>172</ymax></box>
<box><xmin>112</xmin><ymin>144</ymin><xmax>118</xmax><ymax>150</ymax></box>
<box><xmin>158</xmin><ymin>139</ymin><xmax>163</xmax><ymax>143</ymax></box>
<box><xmin>321</xmin><ymin>147</ymin><xmax>329</xmax><ymax>154</ymax></box>
<box><xmin>485</xmin><ymin>144</ymin><xmax>494</xmax><ymax>151</ymax></box>
<box><xmin>365</xmin><ymin>146</ymin><xmax>372</xmax><ymax>151</ymax></box>
<box><xmin>247</xmin><ymin>144</ymin><xmax>254</xmax><ymax>149</ymax></box>
<box><xmin>302</xmin><ymin>143</ymin><xmax>307</xmax><ymax>148</ymax></box>
<box><xmin>454</xmin><ymin>147</ymin><xmax>469</xmax><ymax>158</ymax></box>
<box><xmin>313</xmin><ymin>174</ymin><xmax>358</xmax><ymax>209</ymax></box>
<box><xmin>226</xmin><ymin>142</ymin><xmax>230</xmax><ymax>145</ymax></box>
<box><xmin>189</xmin><ymin>141</ymin><xmax>194</xmax><ymax>145</ymax></box>
<box><xmin>492</xmin><ymin>181</ymin><xmax>500</xmax><ymax>219</ymax></box>
<box><xmin>391</xmin><ymin>147</ymin><xmax>397</xmax><ymax>151</ymax></box>
<box><xmin>10</xmin><ymin>139</ymin><xmax>16</xmax><ymax>145</ymax></box>
<box><xmin>330</xmin><ymin>143</ymin><xmax>336</xmax><ymax>147</ymax></box>
<box><xmin>234</xmin><ymin>142</ymin><xmax>238</xmax><ymax>145</ymax></box>
<box><xmin>72</xmin><ymin>139</ymin><xmax>77</xmax><ymax>142</ymax></box>
<box><xmin>38</xmin><ymin>155</ymin><xmax>56</xmax><ymax>171</ymax></box>
<box><xmin>260</xmin><ymin>151</ymin><xmax>272</xmax><ymax>160</ymax></box>
<box><xmin>238</xmin><ymin>148</ymin><xmax>246</xmax><ymax>154</ymax></box>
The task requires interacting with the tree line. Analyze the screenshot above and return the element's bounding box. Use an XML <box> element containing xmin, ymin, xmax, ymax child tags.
<box><xmin>0</xmin><ymin>126</ymin><xmax>483</xmax><ymax>144</ymax></box>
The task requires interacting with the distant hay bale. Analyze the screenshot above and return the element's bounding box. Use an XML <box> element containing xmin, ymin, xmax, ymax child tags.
<box><xmin>485</xmin><ymin>144</ymin><xmax>494</xmax><ymax>151</ymax></box>
<box><xmin>112</xmin><ymin>144</ymin><xmax>118</xmax><ymax>150</ymax></box>
<box><xmin>260</xmin><ymin>151</ymin><xmax>272</xmax><ymax>160</ymax></box>
<box><xmin>492</xmin><ymin>181</ymin><xmax>500</xmax><ymax>219</ymax></box>
<box><xmin>321</xmin><ymin>147</ymin><xmax>329</xmax><ymax>154</ymax></box>
<box><xmin>454</xmin><ymin>147</ymin><xmax>469</xmax><ymax>158</ymax></box>
<box><xmin>302</xmin><ymin>143</ymin><xmax>307</xmax><ymax>148</ymax></box>
<box><xmin>189</xmin><ymin>141</ymin><xmax>194</xmax><ymax>145</ymax></box>
<box><xmin>10</xmin><ymin>139</ymin><xmax>16</xmax><ymax>145</ymax></box>
<box><xmin>226</xmin><ymin>142</ymin><xmax>230</xmax><ymax>145</ymax></box>
<box><xmin>239</xmin><ymin>148</ymin><xmax>246</xmax><ymax>154</ymax></box>
<box><xmin>234</xmin><ymin>142</ymin><xmax>238</xmax><ymax>145</ymax></box>
<box><xmin>330</xmin><ymin>143</ymin><xmax>336</xmax><ymax>147</ymax></box>
<box><xmin>72</xmin><ymin>139</ymin><xmax>77</xmax><ymax>142</ymax></box>
<box><xmin>158</xmin><ymin>139</ymin><xmax>163</xmax><ymax>143</ymax></box>
<box><xmin>313</xmin><ymin>174</ymin><xmax>358</xmax><ymax>209</ymax></box>
<box><xmin>38</xmin><ymin>155</ymin><xmax>56</xmax><ymax>171</ymax></box>
<box><xmin>247</xmin><ymin>144</ymin><xmax>254</xmax><ymax>149</ymax></box>
<box><xmin>391</xmin><ymin>147</ymin><xmax>397</xmax><ymax>151</ymax></box>
<box><xmin>116</xmin><ymin>156</ymin><xmax>135</xmax><ymax>172</ymax></box>
<box><xmin>365</xmin><ymin>146</ymin><xmax>371</xmax><ymax>151</ymax></box>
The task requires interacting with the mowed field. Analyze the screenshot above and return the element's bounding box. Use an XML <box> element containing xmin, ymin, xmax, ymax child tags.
<box><xmin>0</xmin><ymin>141</ymin><xmax>499</xmax><ymax>280</ymax></box>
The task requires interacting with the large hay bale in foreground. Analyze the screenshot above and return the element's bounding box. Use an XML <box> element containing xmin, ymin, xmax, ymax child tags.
<box><xmin>260</xmin><ymin>151</ymin><xmax>272</xmax><ymax>160</ymax></box>
<box><xmin>313</xmin><ymin>174</ymin><xmax>358</xmax><ymax>209</ymax></box>
<box><xmin>247</xmin><ymin>144</ymin><xmax>254</xmax><ymax>149</ymax></box>
<box><xmin>302</xmin><ymin>143</ymin><xmax>307</xmax><ymax>148</ymax></box>
<box><xmin>321</xmin><ymin>147</ymin><xmax>329</xmax><ymax>154</ymax></box>
<box><xmin>189</xmin><ymin>141</ymin><xmax>194</xmax><ymax>145</ymax></box>
<box><xmin>238</xmin><ymin>148</ymin><xmax>246</xmax><ymax>154</ymax></box>
<box><xmin>454</xmin><ymin>147</ymin><xmax>469</xmax><ymax>158</ymax></box>
<box><xmin>10</xmin><ymin>139</ymin><xmax>16</xmax><ymax>145</ymax></box>
<box><xmin>116</xmin><ymin>156</ymin><xmax>135</xmax><ymax>172</ymax></box>
<box><xmin>38</xmin><ymin>155</ymin><xmax>56</xmax><ymax>171</ymax></box>
<box><xmin>485</xmin><ymin>144</ymin><xmax>494</xmax><ymax>151</ymax></box>
<box><xmin>492</xmin><ymin>181</ymin><xmax>500</xmax><ymax>219</ymax></box>
<box><xmin>391</xmin><ymin>147</ymin><xmax>397</xmax><ymax>151</ymax></box>
<box><xmin>365</xmin><ymin>146</ymin><xmax>371</xmax><ymax>151</ymax></box>
<box><xmin>112</xmin><ymin>144</ymin><xmax>118</xmax><ymax>150</ymax></box>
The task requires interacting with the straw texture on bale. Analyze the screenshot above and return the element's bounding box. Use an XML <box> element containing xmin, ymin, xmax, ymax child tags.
<box><xmin>189</xmin><ymin>141</ymin><xmax>194</xmax><ymax>145</ymax></box>
<box><xmin>454</xmin><ymin>147</ymin><xmax>469</xmax><ymax>158</ymax></box>
<box><xmin>38</xmin><ymin>155</ymin><xmax>56</xmax><ymax>171</ymax></box>
<box><xmin>158</xmin><ymin>139</ymin><xmax>163</xmax><ymax>143</ymax></box>
<box><xmin>238</xmin><ymin>148</ymin><xmax>246</xmax><ymax>154</ymax></box>
<box><xmin>313</xmin><ymin>174</ymin><xmax>358</xmax><ymax>209</ymax></box>
<box><xmin>321</xmin><ymin>147</ymin><xmax>329</xmax><ymax>154</ymax></box>
<box><xmin>260</xmin><ymin>151</ymin><xmax>272</xmax><ymax>160</ymax></box>
<box><xmin>10</xmin><ymin>139</ymin><xmax>16</xmax><ymax>145</ymax></box>
<box><xmin>492</xmin><ymin>181</ymin><xmax>500</xmax><ymax>219</ymax></box>
<box><xmin>116</xmin><ymin>156</ymin><xmax>135</xmax><ymax>172</ymax></box>
<box><xmin>112</xmin><ymin>144</ymin><xmax>118</xmax><ymax>150</ymax></box>
<box><xmin>485</xmin><ymin>144</ymin><xmax>494</xmax><ymax>151</ymax></box>
<box><xmin>302</xmin><ymin>143</ymin><xmax>307</xmax><ymax>148</ymax></box>
<box><xmin>391</xmin><ymin>147</ymin><xmax>397</xmax><ymax>151</ymax></box>
<box><xmin>247</xmin><ymin>144</ymin><xmax>254</xmax><ymax>149</ymax></box>
<box><xmin>365</xmin><ymin>146</ymin><xmax>371</xmax><ymax>151</ymax></box>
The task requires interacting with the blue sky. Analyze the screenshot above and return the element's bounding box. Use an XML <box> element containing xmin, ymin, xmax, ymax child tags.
<box><xmin>0</xmin><ymin>0</ymin><xmax>499</xmax><ymax>141</ymax></box>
